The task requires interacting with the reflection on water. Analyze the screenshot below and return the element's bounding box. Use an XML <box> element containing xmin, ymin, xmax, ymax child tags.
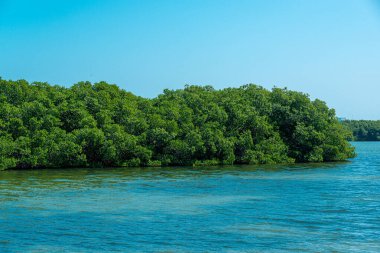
<box><xmin>1</xmin><ymin>142</ymin><xmax>380</xmax><ymax>252</ymax></box>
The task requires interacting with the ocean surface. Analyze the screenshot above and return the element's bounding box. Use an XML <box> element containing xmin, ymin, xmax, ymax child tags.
<box><xmin>1</xmin><ymin>142</ymin><xmax>380</xmax><ymax>252</ymax></box>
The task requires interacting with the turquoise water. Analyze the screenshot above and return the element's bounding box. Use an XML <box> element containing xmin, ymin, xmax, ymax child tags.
<box><xmin>1</xmin><ymin>142</ymin><xmax>380</xmax><ymax>252</ymax></box>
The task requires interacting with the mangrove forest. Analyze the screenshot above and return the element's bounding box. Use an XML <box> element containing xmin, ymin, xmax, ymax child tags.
<box><xmin>342</xmin><ymin>120</ymin><xmax>380</xmax><ymax>141</ymax></box>
<box><xmin>0</xmin><ymin>78</ymin><xmax>355</xmax><ymax>170</ymax></box>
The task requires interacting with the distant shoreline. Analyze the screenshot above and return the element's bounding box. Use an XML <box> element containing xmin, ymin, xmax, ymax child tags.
<box><xmin>341</xmin><ymin>120</ymin><xmax>380</xmax><ymax>141</ymax></box>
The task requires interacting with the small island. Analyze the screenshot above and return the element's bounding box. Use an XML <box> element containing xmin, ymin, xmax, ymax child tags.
<box><xmin>0</xmin><ymin>78</ymin><xmax>355</xmax><ymax>170</ymax></box>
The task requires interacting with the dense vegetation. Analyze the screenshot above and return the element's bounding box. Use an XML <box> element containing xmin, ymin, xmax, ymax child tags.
<box><xmin>0</xmin><ymin>78</ymin><xmax>355</xmax><ymax>170</ymax></box>
<box><xmin>342</xmin><ymin>120</ymin><xmax>380</xmax><ymax>141</ymax></box>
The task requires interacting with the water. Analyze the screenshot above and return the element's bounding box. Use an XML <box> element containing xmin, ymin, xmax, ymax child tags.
<box><xmin>1</xmin><ymin>142</ymin><xmax>380</xmax><ymax>252</ymax></box>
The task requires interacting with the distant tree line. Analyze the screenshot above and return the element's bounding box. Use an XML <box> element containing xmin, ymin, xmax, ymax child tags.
<box><xmin>342</xmin><ymin>120</ymin><xmax>380</xmax><ymax>141</ymax></box>
<box><xmin>0</xmin><ymin>78</ymin><xmax>355</xmax><ymax>170</ymax></box>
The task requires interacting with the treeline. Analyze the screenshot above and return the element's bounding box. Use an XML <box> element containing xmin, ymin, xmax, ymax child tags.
<box><xmin>0</xmin><ymin>78</ymin><xmax>355</xmax><ymax>170</ymax></box>
<box><xmin>342</xmin><ymin>120</ymin><xmax>380</xmax><ymax>141</ymax></box>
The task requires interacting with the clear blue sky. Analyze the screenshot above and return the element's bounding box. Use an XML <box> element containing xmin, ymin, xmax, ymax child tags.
<box><xmin>1</xmin><ymin>0</ymin><xmax>380</xmax><ymax>119</ymax></box>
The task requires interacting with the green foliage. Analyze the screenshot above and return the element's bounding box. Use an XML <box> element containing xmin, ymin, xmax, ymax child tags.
<box><xmin>0</xmin><ymin>135</ymin><xmax>17</xmax><ymax>170</ymax></box>
<box><xmin>342</xmin><ymin>120</ymin><xmax>380</xmax><ymax>141</ymax></box>
<box><xmin>0</xmin><ymin>78</ymin><xmax>355</xmax><ymax>170</ymax></box>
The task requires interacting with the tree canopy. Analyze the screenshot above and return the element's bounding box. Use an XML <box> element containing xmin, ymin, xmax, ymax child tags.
<box><xmin>342</xmin><ymin>120</ymin><xmax>380</xmax><ymax>141</ymax></box>
<box><xmin>0</xmin><ymin>78</ymin><xmax>355</xmax><ymax>170</ymax></box>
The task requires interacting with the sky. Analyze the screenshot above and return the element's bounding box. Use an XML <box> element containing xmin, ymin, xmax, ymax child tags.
<box><xmin>0</xmin><ymin>0</ymin><xmax>380</xmax><ymax>119</ymax></box>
